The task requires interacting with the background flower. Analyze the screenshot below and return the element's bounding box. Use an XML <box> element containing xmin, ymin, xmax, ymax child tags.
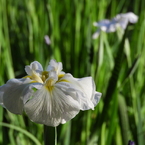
<box><xmin>92</xmin><ymin>12</ymin><xmax>138</xmax><ymax>39</ymax></box>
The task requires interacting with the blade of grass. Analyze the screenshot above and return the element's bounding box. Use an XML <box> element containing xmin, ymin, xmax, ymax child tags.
<box><xmin>99</xmin><ymin>28</ymin><xmax>128</xmax><ymax>123</ymax></box>
<box><xmin>105</xmin><ymin>90</ymin><xmax>118</xmax><ymax>145</ymax></box>
<box><xmin>136</xmin><ymin>95</ymin><xmax>144</xmax><ymax>145</ymax></box>
<box><xmin>1</xmin><ymin>0</ymin><xmax>14</xmax><ymax>79</ymax></box>
<box><xmin>118</xmin><ymin>94</ymin><xmax>131</xmax><ymax>145</ymax></box>
<box><xmin>0</xmin><ymin>122</ymin><xmax>41</xmax><ymax>145</ymax></box>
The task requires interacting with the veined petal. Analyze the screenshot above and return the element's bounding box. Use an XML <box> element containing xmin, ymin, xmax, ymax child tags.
<box><xmin>23</xmin><ymin>82</ymin><xmax>43</xmax><ymax>104</ymax></box>
<box><xmin>24</xmin><ymin>86</ymin><xmax>80</xmax><ymax>127</ymax></box>
<box><xmin>2</xmin><ymin>78</ymin><xmax>37</xmax><ymax>114</ymax></box>
<box><xmin>75</xmin><ymin>76</ymin><xmax>101</xmax><ymax>106</ymax></box>
<box><xmin>56</xmin><ymin>74</ymin><xmax>101</xmax><ymax>110</ymax></box>
<box><xmin>45</xmin><ymin>71</ymin><xmax>58</xmax><ymax>87</ymax></box>
<box><xmin>92</xmin><ymin>91</ymin><xmax>102</xmax><ymax>107</ymax></box>
<box><xmin>25</xmin><ymin>61</ymin><xmax>43</xmax><ymax>76</ymax></box>
<box><xmin>47</xmin><ymin>59</ymin><xmax>65</xmax><ymax>75</ymax></box>
<box><xmin>25</xmin><ymin>61</ymin><xmax>43</xmax><ymax>83</ymax></box>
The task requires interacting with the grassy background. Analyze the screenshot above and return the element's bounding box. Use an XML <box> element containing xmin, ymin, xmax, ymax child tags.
<box><xmin>0</xmin><ymin>0</ymin><xmax>145</xmax><ymax>145</ymax></box>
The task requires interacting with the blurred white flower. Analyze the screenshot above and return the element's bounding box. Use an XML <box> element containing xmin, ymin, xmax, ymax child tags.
<box><xmin>92</xmin><ymin>12</ymin><xmax>138</xmax><ymax>39</ymax></box>
<box><xmin>44</xmin><ymin>35</ymin><xmax>51</xmax><ymax>45</ymax></box>
<box><xmin>0</xmin><ymin>59</ymin><xmax>101</xmax><ymax>127</ymax></box>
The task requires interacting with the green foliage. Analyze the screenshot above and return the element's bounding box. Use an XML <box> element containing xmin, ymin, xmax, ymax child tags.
<box><xmin>0</xmin><ymin>0</ymin><xmax>145</xmax><ymax>145</ymax></box>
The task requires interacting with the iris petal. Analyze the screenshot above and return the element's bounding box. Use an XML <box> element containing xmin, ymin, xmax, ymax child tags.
<box><xmin>56</xmin><ymin>74</ymin><xmax>101</xmax><ymax>110</ymax></box>
<box><xmin>2</xmin><ymin>78</ymin><xmax>38</xmax><ymax>114</ymax></box>
<box><xmin>25</xmin><ymin>61</ymin><xmax>43</xmax><ymax>76</ymax></box>
<box><xmin>24</xmin><ymin>86</ymin><xmax>80</xmax><ymax>127</ymax></box>
<box><xmin>76</xmin><ymin>77</ymin><xmax>102</xmax><ymax>107</ymax></box>
<box><xmin>47</xmin><ymin>59</ymin><xmax>64</xmax><ymax>75</ymax></box>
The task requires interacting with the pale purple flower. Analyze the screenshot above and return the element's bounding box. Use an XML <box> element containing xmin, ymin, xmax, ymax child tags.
<box><xmin>44</xmin><ymin>35</ymin><xmax>51</xmax><ymax>45</ymax></box>
<box><xmin>92</xmin><ymin>12</ymin><xmax>138</xmax><ymax>39</ymax></box>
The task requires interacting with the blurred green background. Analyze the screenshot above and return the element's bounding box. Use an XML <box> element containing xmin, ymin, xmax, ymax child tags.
<box><xmin>0</xmin><ymin>0</ymin><xmax>145</xmax><ymax>145</ymax></box>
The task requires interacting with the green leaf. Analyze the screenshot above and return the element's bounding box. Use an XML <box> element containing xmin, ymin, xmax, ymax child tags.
<box><xmin>0</xmin><ymin>122</ymin><xmax>41</xmax><ymax>145</ymax></box>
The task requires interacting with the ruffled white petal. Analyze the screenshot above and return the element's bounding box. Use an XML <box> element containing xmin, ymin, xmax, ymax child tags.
<box><xmin>75</xmin><ymin>76</ymin><xmax>101</xmax><ymax>106</ymax></box>
<box><xmin>22</xmin><ymin>82</ymin><xmax>43</xmax><ymax>104</ymax></box>
<box><xmin>25</xmin><ymin>61</ymin><xmax>43</xmax><ymax>76</ymax></box>
<box><xmin>92</xmin><ymin>91</ymin><xmax>102</xmax><ymax>107</ymax></box>
<box><xmin>1</xmin><ymin>78</ymin><xmax>39</xmax><ymax>114</ymax></box>
<box><xmin>45</xmin><ymin>71</ymin><xmax>58</xmax><ymax>87</ymax></box>
<box><xmin>47</xmin><ymin>59</ymin><xmax>65</xmax><ymax>75</ymax></box>
<box><xmin>24</xmin><ymin>86</ymin><xmax>80</xmax><ymax>126</ymax></box>
<box><xmin>56</xmin><ymin>74</ymin><xmax>101</xmax><ymax>110</ymax></box>
<box><xmin>25</xmin><ymin>61</ymin><xmax>44</xmax><ymax>83</ymax></box>
<box><xmin>55</xmin><ymin>83</ymin><xmax>92</xmax><ymax>110</ymax></box>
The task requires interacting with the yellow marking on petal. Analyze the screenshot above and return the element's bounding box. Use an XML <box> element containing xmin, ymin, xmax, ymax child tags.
<box><xmin>30</xmin><ymin>81</ymin><xmax>38</xmax><ymax>83</ymax></box>
<box><xmin>41</xmin><ymin>71</ymin><xmax>49</xmax><ymax>82</ymax></box>
<box><xmin>45</xmin><ymin>79</ymin><xmax>55</xmax><ymax>92</ymax></box>
<box><xmin>23</xmin><ymin>75</ymin><xmax>32</xmax><ymax>79</ymax></box>
<box><xmin>46</xmin><ymin>79</ymin><xmax>53</xmax><ymax>86</ymax></box>
<box><xmin>23</xmin><ymin>73</ymin><xmax>43</xmax><ymax>84</ymax></box>
<box><xmin>45</xmin><ymin>85</ymin><xmax>54</xmax><ymax>92</ymax></box>
<box><xmin>58</xmin><ymin>74</ymin><xmax>65</xmax><ymax>79</ymax></box>
<box><xmin>58</xmin><ymin>79</ymin><xmax>69</xmax><ymax>83</ymax></box>
<box><xmin>42</xmin><ymin>71</ymin><xmax>49</xmax><ymax>75</ymax></box>
<box><xmin>23</xmin><ymin>76</ymin><xmax>38</xmax><ymax>83</ymax></box>
<box><xmin>57</xmin><ymin>74</ymin><xmax>69</xmax><ymax>83</ymax></box>
<box><xmin>31</xmin><ymin>73</ymin><xmax>43</xmax><ymax>83</ymax></box>
<box><xmin>23</xmin><ymin>76</ymin><xmax>37</xmax><ymax>83</ymax></box>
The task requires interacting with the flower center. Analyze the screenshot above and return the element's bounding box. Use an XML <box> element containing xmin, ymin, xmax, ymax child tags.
<box><xmin>45</xmin><ymin>79</ymin><xmax>54</xmax><ymax>92</ymax></box>
<box><xmin>24</xmin><ymin>71</ymin><xmax>67</xmax><ymax>92</ymax></box>
<box><xmin>44</xmin><ymin>74</ymin><xmax>65</xmax><ymax>92</ymax></box>
<box><xmin>41</xmin><ymin>71</ymin><xmax>49</xmax><ymax>82</ymax></box>
<box><xmin>24</xmin><ymin>71</ymin><xmax>49</xmax><ymax>84</ymax></box>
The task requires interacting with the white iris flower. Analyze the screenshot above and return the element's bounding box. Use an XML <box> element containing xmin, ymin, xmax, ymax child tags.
<box><xmin>92</xmin><ymin>12</ymin><xmax>138</xmax><ymax>39</ymax></box>
<box><xmin>0</xmin><ymin>59</ymin><xmax>101</xmax><ymax>127</ymax></box>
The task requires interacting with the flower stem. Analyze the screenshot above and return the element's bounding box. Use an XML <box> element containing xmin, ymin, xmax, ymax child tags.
<box><xmin>44</xmin><ymin>125</ymin><xmax>57</xmax><ymax>145</ymax></box>
<box><xmin>55</xmin><ymin>127</ymin><xmax>57</xmax><ymax>145</ymax></box>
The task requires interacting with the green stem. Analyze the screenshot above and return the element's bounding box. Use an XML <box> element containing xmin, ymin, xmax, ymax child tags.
<box><xmin>55</xmin><ymin>127</ymin><xmax>57</xmax><ymax>145</ymax></box>
<box><xmin>44</xmin><ymin>125</ymin><xmax>57</xmax><ymax>145</ymax></box>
